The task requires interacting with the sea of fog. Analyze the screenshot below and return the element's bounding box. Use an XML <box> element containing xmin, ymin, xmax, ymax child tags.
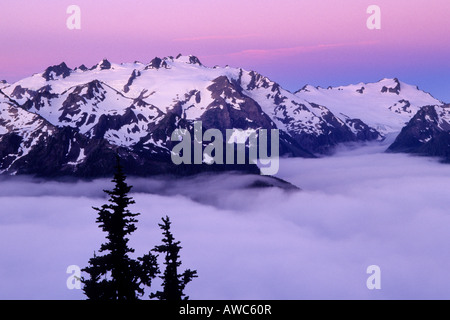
<box><xmin>1</xmin><ymin>142</ymin><xmax>450</xmax><ymax>300</ymax></box>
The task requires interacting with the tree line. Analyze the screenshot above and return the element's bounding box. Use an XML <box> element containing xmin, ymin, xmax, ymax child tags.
<box><xmin>81</xmin><ymin>157</ymin><xmax>197</xmax><ymax>300</ymax></box>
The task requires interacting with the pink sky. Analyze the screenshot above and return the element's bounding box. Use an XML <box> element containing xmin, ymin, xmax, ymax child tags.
<box><xmin>1</xmin><ymin>0</ymin><xmax>449</xmax><ymax>100</ymax></box>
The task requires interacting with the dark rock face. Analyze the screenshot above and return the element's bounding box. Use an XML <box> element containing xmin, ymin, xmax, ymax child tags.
<box><xmin>204</xmin><ymin>76</ymin><xmax>315</xmax><ymax>158</ymax></box>
<box><xmin>76</xmin><ymin>64</ymin><xmax>88</xmax><ymax>71</ymax></box>
<box><xmin>99</xmin><ymin>59</ymin><xmax>112</xmax><ymax>70</ymax></box>
<box><xmin>91</xmin><ymin>108</ymin><xmax>138</xmax><ymax>138</ymax></box>
<box><xmin>381</xmin><ymin>78</ymin><xmax>401</xmax><ymax>95</ymax></box>
<box><xmin>204</xmin><ymin>76</ymin><xmax>272</xmax><ymax>128</ymax></box>
<box><xmin>10</xmin><ymin>85</ymin><xmax>37</xmax><ymax>100</ymax></box>
<box><xmin>0</xmin><ymin>133</ymin><xmax>23</xmax><ymax>171</ymax></box>
<box><xmin>389</xmin><ymin>99</ymin><xmax>413</xmax><ymax>114</ymax></box>
<box><xmin>387</xmin><ymin>104</ymin><xmax>450</xmax><ymax>162</ymax></box>
<box><xmin>58</xmin><ymin>80</ymin><xmax>107</xmax><ymax>123</ymax></box>
<box><xmin>188</xmin><ymin>55</ymin><xmax>202</xmax><ymax>66</ymax></box>
<box><xmin>21</xmin><ymin>85</ymin><xmax>58</xmax><ymax>111</ymax></box>
<box><xmin>123</xmin><ymin>70</ymin><xmax>141</xmax><ymax>93</ymax></box>
<box><xmin>287</xmin><ymin>103</ymin><xmax>357</xmax><ymax>154</ymax></box>
<box><xmin>90</xmin><ymin>59</ymin><xmax>112</xmax><ymax>70</ymax></box>
<box><xmin>89</xmin><ymin>59</ymin><xmax>112</xmax><ymax>71</ymax></box>
<box><xmin>345</xmin><ymin>118</ymin><xmax>381</xmax><ymax>141</ymax></box>
<box><xmin>245</xmin><ymin>71</ymin><xmax>272</xmax><ymax>90</ymax></box>
<box><xmin>146</xmin><ymin>57</ymin><xmax>169</xmax><ymax>70</ymax></box>
<box><xmin>414</xmin><ymin>131</ymin><xmax>450</xmax><ymax>163</ymax></box>
<box><xmin>42</xmin><ymin>62</ymin><xmax>72</xmax><ymax>80</ymax></box>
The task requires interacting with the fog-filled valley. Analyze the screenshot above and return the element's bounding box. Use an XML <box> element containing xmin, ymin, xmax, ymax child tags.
<box><xmin>1</xmin><ymin>142</ymin><xmax>450</xmax><ymax>299</ymax></box>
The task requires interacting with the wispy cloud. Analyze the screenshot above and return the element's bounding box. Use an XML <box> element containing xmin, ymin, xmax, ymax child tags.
<box><xmin>173</xmin><ymin>34</ymin><xmax>258</xmax><ymax>42</ymax></box>
<box><xmin>206</xmin><ymin>41</ymin><xmax>379</xmax><ymax>60</ymax></box>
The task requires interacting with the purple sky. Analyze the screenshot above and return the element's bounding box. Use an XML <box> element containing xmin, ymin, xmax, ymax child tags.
<box><xmin>1</xmin><ymin>0</ymin><xmax>449</xmax><ymax>101</ymax></box>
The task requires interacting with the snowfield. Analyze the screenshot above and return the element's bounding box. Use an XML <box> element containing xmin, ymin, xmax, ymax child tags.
<box><xmin>295</xmin><ymin>78</ymin><xmax>442</xmax><ymax>135</ymax></box>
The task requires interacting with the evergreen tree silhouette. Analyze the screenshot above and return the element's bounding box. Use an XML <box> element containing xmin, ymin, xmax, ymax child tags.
<box><xmin>81</xmin><ymin>156</ymin><xmax>159</xmax><ymax>300</ymax></box>
<box><xmin>150</xmin><ymin>215</ymin><xmax>198</xmax><ymax>300</ymax></box>
<box><xmin>81</xmin><ymin>251</ymin><xmax>108</xmax><ymax>300</ymax></box>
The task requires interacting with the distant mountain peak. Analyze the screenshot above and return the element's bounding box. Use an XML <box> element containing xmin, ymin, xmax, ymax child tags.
<box><xmin>82</xmin><ymin>78</ymin><xmax>105</xmax><ymax>90</ymax></box>
<box><xmin>75</xmin><ymin>64</ymin><xmax>88</xmax><ymax>71</ymax></box>
<box><xmin>145</xmin><ymin>57</ymin><xmax>169</xmax><ymax>70</ymax></box>
<box><xmin>42</xmin><ymin>62</ymin><xmax>72</xmax><ymax>81</ymax></box>
<box><xmin>90</xmin><ymin>59</ymin><xmax>112</xmax><ymax>71</ymax></box>
<box><xmin>295</xmin><ymin>84</ymin><xmax>317</xmax><ymax>93</ymax></box>
<box><xmin>143</xmin><ymin>54</ymin><xmax>204</xmax><ymax>70</ymax></box>
<box><xmin>188</xmin><ymin>55</ymin><xmax>202</xmax><ymax>66</ymax></box>
<box><xmin>175</xmin><ymin>54</ymin><xmax>203</xmax><ymax>66</ymax></box>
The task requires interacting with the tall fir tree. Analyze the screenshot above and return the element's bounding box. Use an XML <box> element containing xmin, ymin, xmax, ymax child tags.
<box><xmin>81</xmin><ymin>156</ymin><xmax>159</xmax><ymax>300</ymax></box>
<box><xmin>151</xmin><ymin>215</ymin><xmax>198</xmax><ymax>300</ymax></box>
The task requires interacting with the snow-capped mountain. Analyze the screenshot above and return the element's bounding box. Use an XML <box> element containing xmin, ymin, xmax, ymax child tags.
<box><xmin>295</xmin><ymin>78</ymin><xmax>442</xmax><ymax>135</ymax></box>
<box><xmin>0</xmin><ymin>89</ymin><xmax>57</xmax><ymax>170</ymax></box>
<box><xmin>0</xmin><ymin>55</ymin><xmax>445</xmax><ymax>176</ymax></box>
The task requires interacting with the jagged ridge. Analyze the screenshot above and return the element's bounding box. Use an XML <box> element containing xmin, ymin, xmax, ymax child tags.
<box><xmin>0</xmin><ymin>55</ymin><xmax>445</xmax><ymax>176</ymax></box>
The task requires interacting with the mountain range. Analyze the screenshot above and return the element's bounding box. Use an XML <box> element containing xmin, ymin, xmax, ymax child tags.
<box><xmin>0</xmin><ymin>54</ymin><xmax>447</xmax><ymax>177</ymax></box>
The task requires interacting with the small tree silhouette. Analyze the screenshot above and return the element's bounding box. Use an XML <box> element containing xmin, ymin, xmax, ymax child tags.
<box><xmin>151</xmin><ymin>216</ymin><xmax>198</xmax><ymax>300</ymax></box>
<box><xmin>81</xmin><ymin>156</ymin><xmax>159</xmax><ymax>300</ymax></box>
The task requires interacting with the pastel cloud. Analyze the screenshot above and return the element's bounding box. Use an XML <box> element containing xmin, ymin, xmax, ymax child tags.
<box><xmin>220</xmin><ymin>41</ymin><xmax>380</xmax><ymax>59</ymax></box>
<box><xmin>173</xmin><ymin>34</ymin><xmax>258</xmax><ymax>42</ymax></box>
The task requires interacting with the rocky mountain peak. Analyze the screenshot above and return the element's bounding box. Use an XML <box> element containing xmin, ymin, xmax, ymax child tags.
<box><xmin>294</xmin><ymin>84</ymin><xmax>317</xmax><ymax>94</ymax></box>
<box><xmin>42</xmin><ymin>62</ymin><xmax>72</xmax><ymax>81</ymax></box>
<box><xmin>76</xmin><ymin>79</ymin><xmax>105</xmax><ymax>97</ymax></box>
<box><xmin>145</xmin><ymin>57</ymin><xmax>169</xmax><ymax>70</ymax></box>
<box><xmin>90</xmin><ymin>59</ymin><xmax>112</xmax><ymax>71</ymax></box>
<box><xmin>75</xmin><ymin>64</ymin><xmax>88</xmax><ymax>71</ymax></box>
<box><xmin>175</xmin><ymin>54</ymin><xmax>203</xmax><ymax>66</ymax></box>
<box><xmin>380</xmin><ymin>77</ymin><xmax>401</xmax><ymax>94</ymax></box>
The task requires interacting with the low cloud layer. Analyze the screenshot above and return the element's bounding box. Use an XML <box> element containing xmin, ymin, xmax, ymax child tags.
<box><xmin>1</xmin><ymin>144</ymin><xmax>450</xmax><ymax>299</ymax></box>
